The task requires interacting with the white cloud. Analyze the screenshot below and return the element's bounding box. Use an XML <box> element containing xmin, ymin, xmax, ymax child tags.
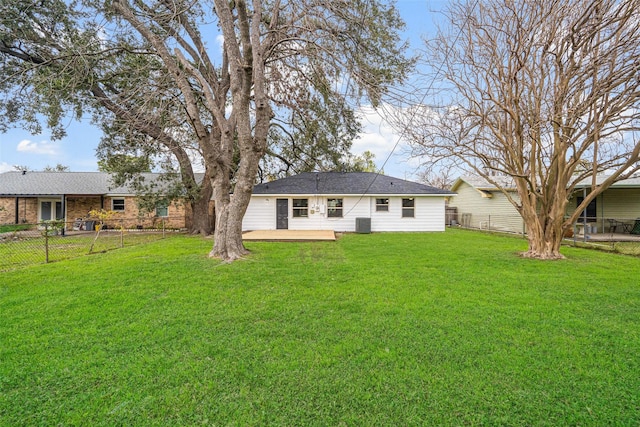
<box><xmin>353</xmin><ymin>105</ymin><xmax>402</xmax><ymax>156</ymax></box>
<box><xmin>0</xmin><ymin>162</ymin><xmax>13</xmax><ymax>173</ymax></box>
<box><xmin>215</xmin><ymin>35</ymin><xmax>225</xmax><ymax>50</ymax></box>
<box><xmin>351</xmin><ymin>104</ymin><xmax>429</xmax><ymax>179</ymax></box>
<box><xmin>16</xmin><ymin>139</ymin><xmax>59</xmax><ymax>156</ymax></box>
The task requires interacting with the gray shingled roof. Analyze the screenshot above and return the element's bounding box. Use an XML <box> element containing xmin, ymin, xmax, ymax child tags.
<box><xmin>574</xmin><ymin>174</ymin><xmax>640</xmax><ymax>188</ymax></box>
<box><xmin>453</xmin><ymin>174</ymin><xmax>640</xmax><ymax>191</ymax></box>
<box><xmin>252</xmin><ymin>172</ymin><xmax>454</xmax><ymax>195</ymax></box>
<box><xmin>452</xmin><ymin>176</ymin><xmax>517</xmax><ymax>191</ymax></box>
<box><xmin>0</xmin><ymin>171</ymin><xmax>187</xmax><ymax>196</ymax></box>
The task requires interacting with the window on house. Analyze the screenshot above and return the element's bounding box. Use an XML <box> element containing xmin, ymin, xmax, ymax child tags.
<box><xmin>576</xmin><ymin>196</ymin><xmax>596</xmax><ymax>222</ymax></box>
<box><xmin>156</xmin><ymin>201</ymin><xmax>169</xmax><ymax>217</ymax></box>
<box><xmin>402</xmin><ymin>198</ymin><xmax>415</xmax><ymax>218</ymax></box>
<box><xmin>376</xmin><ymin>198</ymin><xmax>389</xmax><ymax>212</ymax></box>
<box><xmin>327</xmin><ymin>198</ymin><xmax>343</xmax><ymax>218</ymax></box>
<box><xmin>112</xmin><ymin>198</ymin><xmax>125</xmax><ymax>211</ymax></box>
<box><xmin>292</xmin><ymin>199</ymin><xmax>309</xmax><ymax>217</ymax></box>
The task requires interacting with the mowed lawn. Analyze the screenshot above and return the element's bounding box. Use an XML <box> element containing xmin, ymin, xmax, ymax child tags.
<box><xmin>1</xmin><ymin>229</ymin><xmax>639</xmax><ymax>425</ymax></box>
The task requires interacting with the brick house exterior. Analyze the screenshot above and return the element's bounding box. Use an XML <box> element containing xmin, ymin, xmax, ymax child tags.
<box><xmin>0</xmin><ymin>171</ymin><xmax>196</xmax><ymax>229</ymax></box>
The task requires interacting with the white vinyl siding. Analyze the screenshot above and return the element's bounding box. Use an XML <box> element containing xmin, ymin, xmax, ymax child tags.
<box><xmin>243</xmin><ymin>195</ymin><xmax>447</xmax><ymax>232</ymax></box>
<box><xmin>568</xmin><ymin>188</ymin><xmax>640</xmax><ymax>233</ymax></box>
<box><xmin>448</xmin><ymin>181</ymin><xmax>524</xmax><ymax>233</ymax></box>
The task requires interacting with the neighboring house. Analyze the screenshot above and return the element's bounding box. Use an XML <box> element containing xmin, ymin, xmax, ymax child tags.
<box><xmin>572</xmin><ymin>175</ymin><xmax>640</xmax><ymax>233</ymax></box>
<box><xmin>242</xmin><ymin>172</ymin><xmax>454</xmax><ymax>232</ymax></box>
<box><xmin>0</xmin><ymin>171</ymin><xmax>188</xmax><ymax>229</ymax></box>
<box><xmin>449</xmin><ymin>174</ymin><xmax>640</xmax><ymax>235</ymax></box>
<box><xmin>448</xmin><ymin>176</ymin><xmax>524</xmax><ymax>234</ymax></box>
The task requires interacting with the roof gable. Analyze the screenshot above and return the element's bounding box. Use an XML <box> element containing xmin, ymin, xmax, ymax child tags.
<box><xmin>451</xmin><ymin>176</ymin><xmax>517</xmax><ymax>192</ymax></box>
<box><xmin>252</xmin><ymin>172</ymin><xmax>453</xmax><ymax>196</ymax></box>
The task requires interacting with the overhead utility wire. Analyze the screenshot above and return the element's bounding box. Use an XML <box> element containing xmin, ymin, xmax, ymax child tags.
<box><xmin>342</xmin><ymin>0</ymin><xmax>480</xmax><ymax>218</ymax></box>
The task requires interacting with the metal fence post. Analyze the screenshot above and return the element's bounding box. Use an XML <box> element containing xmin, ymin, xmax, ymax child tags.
<box><xmin>120</xmin><ymin>219</ymin><xmax>124</xmax><ymax>248</ymax></box>
<box><xmin>162</xmin><ymin>218</ymin><xmax>165</xmax><ymax>239</ymax></box>
<box><xmin>44</xmin><ymin>222</ymin><xmax>49</xmax><ymax>263</ymax></box>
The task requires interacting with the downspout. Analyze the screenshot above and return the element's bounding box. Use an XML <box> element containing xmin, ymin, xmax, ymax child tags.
<box><xmin>15</xmin><ymin>197</ymin><xmax>19</xmax><ymax>224</ymax></box>
<box><xmin>62</xmin><ymin>194</ymin><xmax>67</xmax><ymax>232</ymax></box>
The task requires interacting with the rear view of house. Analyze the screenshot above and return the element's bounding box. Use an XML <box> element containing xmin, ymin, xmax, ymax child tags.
<box><xmin>243</xmin><ymin>172</ymin><xmax>454</xmax><ymax>232</ymax></box>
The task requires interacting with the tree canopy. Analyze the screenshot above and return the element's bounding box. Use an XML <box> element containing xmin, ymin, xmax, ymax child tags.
<box><xmin>400</xmin><ymin>0</ymin><xmax>640</xmax><ymax>259</ymax></box>
<box><xmin>1</xmin><ymin>0</ymin><xmax>412</xmax><ymax>260</ymax></box>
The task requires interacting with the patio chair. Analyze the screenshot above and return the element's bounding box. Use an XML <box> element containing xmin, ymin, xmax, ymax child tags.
<box><xmin>607</xmin><ymin>219</ymin><xmax>622</xmax><ymax>233</ymax></box>
<box><xmin>607</xmin><ymin>219</ymin><xmax>633</xmax><ymax>233</ymax></box>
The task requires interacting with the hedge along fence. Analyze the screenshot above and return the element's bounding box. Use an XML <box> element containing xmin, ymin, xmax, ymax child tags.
<box><xmin>0</xmin><ymin>217</ymin><xmax>185</xmax><ymax>272</ymax></box>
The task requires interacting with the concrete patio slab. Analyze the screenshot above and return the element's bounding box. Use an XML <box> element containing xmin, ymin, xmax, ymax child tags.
<box><xmin>242</xmin><ymin>230</ymin><xmax>336</xmax><ymax>241</ymax></box>
<box><xmin>573</xmin><ymin>232</ymin><xmax>640</xmax><ymax>242</ymax></box>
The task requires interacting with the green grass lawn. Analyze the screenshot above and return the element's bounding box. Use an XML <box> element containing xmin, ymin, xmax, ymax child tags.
<box><xmin>0</xmin><ymin>224</ymin><xmax>33</xmax><ymax>233</ymax></box>
<box><xmin>1</xmin><ymin>229</ymin><xmax>639</xmax><ymax>425</ymax></box>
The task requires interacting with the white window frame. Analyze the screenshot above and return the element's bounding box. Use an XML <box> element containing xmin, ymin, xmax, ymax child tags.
<box><xmin>327</xmin><ymin>198</ymin><xmax>343</xmax><ymax>218</ymax></box>
<box><xmin>376</xmin><ymin>198</ymin><xmax>389</xmax><ymax>212</ymax></box>
<box><xmin>292</xmin><ymin>198</ymin><xmax>309</xmax><ymax>218</ymax></box>
<box><xmin>38</xmin><ymin>198</ymin><xmax>64</xmax><ymax>222</ymax></box>
<box><xmin>402</xmin><ymin>198</ymin><xmax>415</xmax><ymax>218</ymax></box>
<box><xmin>111</xmin><ymin>198</ymin><xmax>125</xmax><ymax>212</ymax></box>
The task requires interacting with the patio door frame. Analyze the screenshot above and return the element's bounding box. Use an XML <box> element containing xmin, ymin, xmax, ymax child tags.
<box><xmin>276</xmin><ymin>198</ymin><xmax>289</xmax><ymax>229</ymax></box>
<box><xmin>38</xmin><ymin>198</ymin><xmax>65</xmax><ymax>223</ymax></box>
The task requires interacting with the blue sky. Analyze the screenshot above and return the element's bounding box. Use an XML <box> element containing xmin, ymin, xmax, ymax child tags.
<box><xmin>0</xmin><ymin>0</ymin><xmax>446</xmax><ymax>179</ymax></box>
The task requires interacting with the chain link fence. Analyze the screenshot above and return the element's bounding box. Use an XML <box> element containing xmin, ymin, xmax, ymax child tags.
<box><xmin>450</xmin><ymin>211</ymin><xmax>640</xmax><ymax>256</ymax></box>
<box><xmin>0</xmin><ymin>217</ymin><xmax>186</xmax><ymax>272</ymax></box>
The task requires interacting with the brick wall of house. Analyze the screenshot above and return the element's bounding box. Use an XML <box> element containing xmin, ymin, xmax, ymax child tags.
<box><xmin>0</xmin><ymin>197</ymin><xmax>38</xmax><ymax>224</ymax></box>
<box><xmin>1</xmin><ymin>195</ymin><xmax>189</xmax><ymax>229</ymax></box>
<box><xmin>100</xmin><ymin>196</ymin><xmax>188</xmax><ymax>229</ymax></box>
<box><xmin>66</xmin><ymin>196</ymin><xmax>104</xmax><ymax>221</ymax></box>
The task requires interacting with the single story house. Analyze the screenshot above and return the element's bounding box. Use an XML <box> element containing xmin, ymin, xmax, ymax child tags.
<box><xmin>242</xmin><ymin>172</ymin><xmax>455</xmax><ymax>232</ymax></box>
<box><xmin>448</xmin><ymin>176</ymin><xmax>524</xmax><ymax>233</ymax></box>
<box><xmin>449</xmin><ymin>174</ymin><xmax>640</xmax><ymax>234</ymax></box>
<box><xmin>0</xmin><ymin>171</ymin><xmax>189</xmax><ymax>229</ymax></box>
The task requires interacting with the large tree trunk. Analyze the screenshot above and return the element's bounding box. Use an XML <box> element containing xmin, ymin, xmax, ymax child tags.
<box><xmin>187</xmin><ymin>176</ymin><xmax>214</xmax><ymax>235</ymax></box>
<box><xmin>523</xmin><ymin>223</ymin><xmax>565</xmax><ymax>260</ymax></box>
<box><xmin>208</xmin><ymin>146</ymin><xmax>264</xmax><ymax>261</ymax></box>
<box><xmin>210</xmin><ymin>200</ymin><xmax>248</xmax><ymax>261</ymax></box>
<box><xmin>209</xmin><ymin>169</ymin><xmax>250</xmax><ymax>262</ymax></box>
<box><xmin>518</xmin><ymin>181</ymin><xmax>569</xmax><ymax>260</ymax></box>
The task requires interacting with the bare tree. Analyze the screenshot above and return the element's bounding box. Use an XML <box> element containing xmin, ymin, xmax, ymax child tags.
<box><xmin>402</xmin><ymin>0</ymin><xmax>640</xmax><ymax>259</ymax></box>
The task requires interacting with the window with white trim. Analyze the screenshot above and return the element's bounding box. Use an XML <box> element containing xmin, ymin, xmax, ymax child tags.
<box><xmin>112</xmin><ymin>198</ymin><xmax>125</xmax><ymax>211</ymax></box>
<box><xmin>292</xmin><ymin>199</ymin><xmax>309</xmax><ymax>217</ymax></box>
<box><xmin>327</xmin><ymin>198</ymin><xmax>343</xmax><ymax>217</ymax></box>
<box><xmin>376</xmin><ymin>198</ymin><xmax>389</xmax><ymax>212</ymax></box>
<box><xmin>402</xmin><ymin>198</ymin><xmax>415</xmax><ymax>218</ymax></box>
